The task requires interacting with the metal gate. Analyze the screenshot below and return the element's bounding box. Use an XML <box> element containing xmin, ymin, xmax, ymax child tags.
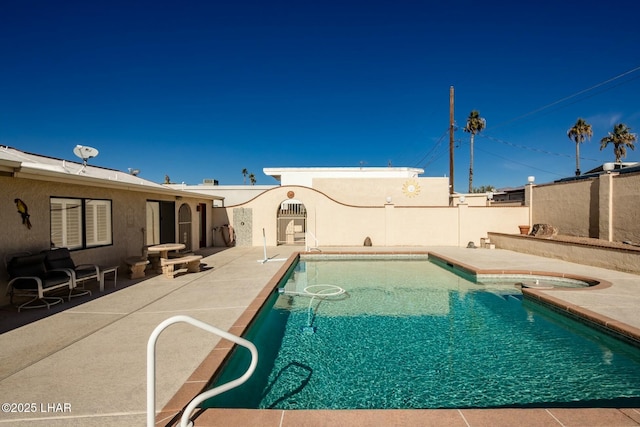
<box><xmin>277</xmin><ymin>201</ymin><xmax>306</xmax><ymax>245</ymax></box>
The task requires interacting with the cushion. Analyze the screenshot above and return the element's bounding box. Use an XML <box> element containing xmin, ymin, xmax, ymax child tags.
<box><xmin>74</xmin><ymin>266</ymin><xmax>97</xmax><ymax>279</ymax></box>
<box><xmin>7</xmin><ymin>254</ymin><xmax>47</xmax><ymax>279</ymax></box>
<box><xmin>43</xmin><ymin>248</ymin><xmax>75</xmax><ymax>270</ymax></box>
<box><xmin>43</xmin><ymin>270</ymin><xmax>73</xmax><ymax>288</ymax></box>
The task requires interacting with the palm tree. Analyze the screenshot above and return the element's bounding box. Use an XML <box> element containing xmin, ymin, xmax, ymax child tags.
<box><xmin>463</xmin><ymin>110</ymin><xmax>486</xmax><ymax>193</ymax></box>
<box><xmin>249</xmin><ymin>173</ymin><xmax>256</xmax><ymax>185</ymax></box>
<box><xmin>567</xmin><ymin>118</ymin><xmax>593</xmax><ymax>176</ymax></box>
<box><xmin>600</xmin><ymin>123</ymin><xmax>637</xmax><ymax>164</ymax></box>
<box><xmin>242</xmin><ymin>168</ymin><xmax>248</xmax><ymax>185</ymax></box>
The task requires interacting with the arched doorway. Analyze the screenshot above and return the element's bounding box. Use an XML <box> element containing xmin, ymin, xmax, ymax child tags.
<box><xmin>277</xmin><ymin>199</ymin><xmax>306</xmax><ymax>245</ymax></box>
<box><xmin>178</xmin><ymin>203</ymin><xmax>192</xmax><ymax>249</ymax></box>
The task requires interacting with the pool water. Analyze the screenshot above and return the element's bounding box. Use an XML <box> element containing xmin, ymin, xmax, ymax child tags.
<box><xmin>205</xmin><ymin>257</ymin><xmax>640</xmax><ymax>409</ymax></box>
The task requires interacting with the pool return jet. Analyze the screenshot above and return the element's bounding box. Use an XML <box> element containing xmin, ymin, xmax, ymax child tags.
<box><xmin>278</xmin><ymin>284</ymin><xmax>346</xmax><ymax>333</ymax></box>
<box><xmin>258</xmin><ymin>228</ymin><xmax>288</xmax><ymax>263</ymax></box>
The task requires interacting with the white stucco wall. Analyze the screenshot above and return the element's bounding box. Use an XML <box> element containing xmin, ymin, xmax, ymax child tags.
<box><xmin>263</xmin><ymin>167</ymin><xmax>423</xmax><ymax>187</ymax></box>
<box><xmin>312</xmin><ymin>177</ymin><xmax>449</xmax><ymax>206</ymax></box>
<box><xmin>212</xmin><ymin>186</ymin><xmax>529</xmax><ymax>248</ymax></box>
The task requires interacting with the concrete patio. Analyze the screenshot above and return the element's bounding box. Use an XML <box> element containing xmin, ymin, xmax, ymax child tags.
<box><xmin>0</xmin><ymin>246</ymin><xmax>639</xmax><ymax>426</ymax></box>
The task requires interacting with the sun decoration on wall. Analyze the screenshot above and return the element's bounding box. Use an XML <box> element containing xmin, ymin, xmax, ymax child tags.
<box><xmin>402</xmin><ymin>179</ymin><xmax>421</xmax><ymax>198</ymax></box>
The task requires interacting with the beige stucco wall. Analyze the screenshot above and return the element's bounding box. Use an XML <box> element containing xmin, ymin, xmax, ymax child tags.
<box><xmin>531</xmin><ymin>171</ymin><xmax>640</xmax><ymax>243</ymax></box>
<box><xmin>489</xmin><ymin>233</ymin><xmax>640</xmax><ymax>275</ymax></box>
<box><xmin>612</xmin><ymin>172</ymin><xmax>640</xmax><ymax>243</ymax></box>
<box><xmin>212</xmin><ymin>186</ymin><xmax>528</xmax><ymax>248</ymax></box>
<box><xmin>1</xmin><ymin>176</ymin><xmax>211</xmax><ymax>305</ymax></box>
<box><xmin>532</xmin><ymin>179</ymin><xmax>597</xmax><ymax>237</ymax></box>
<box><xmin>312</xmin><ymin>177</ymin><xmax>449</xmax><ymax>206</ymax></box>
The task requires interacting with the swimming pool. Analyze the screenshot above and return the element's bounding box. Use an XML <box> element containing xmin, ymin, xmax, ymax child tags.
<box><xmin>204</xmin><ymin>255</ymin><xmax>640</xmax><ymax>409</ymax></box>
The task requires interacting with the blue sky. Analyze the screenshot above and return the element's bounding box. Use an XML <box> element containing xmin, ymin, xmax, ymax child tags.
<box><xmin>2</xmin><ymin>1</ymin><xmax>639</xmax><ymax>191</ymax></box>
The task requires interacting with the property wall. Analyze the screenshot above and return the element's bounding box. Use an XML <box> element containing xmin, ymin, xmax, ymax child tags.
<box><xmin>612</xmin><ymin>172</ymin><xmax>640</xmax><ymax>243</ymax></box>
<box><xmin>488</xmin><ymin>233</ymin><xmax>640</xmax><ymax>275</ymax></box>
<box><xmin>532</xmin><ymin>179</ymin><xmax>596</xmax><ymax>237</ymax></box>
<box><xmin>1</xmin><ymin>177</ymin><xmax>211</xmax><ymax>305</ymax></box>
<box><xmin>531</xmin><ymin>171</ymin><xmax>640</xmax><ymax>244</ymax></box>
<box><xmin>212</xmin><ymin>186</ymin><xmax>529</xmax><ymax>247</ymax></box>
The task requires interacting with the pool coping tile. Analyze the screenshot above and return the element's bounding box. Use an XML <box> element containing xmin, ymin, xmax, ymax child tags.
<box><xmin>547</xmin><ymin>407</ymin><xmax>640</xmax><ymax>427</ymax></box>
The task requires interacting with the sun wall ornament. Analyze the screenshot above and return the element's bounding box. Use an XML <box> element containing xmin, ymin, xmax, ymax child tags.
<box><xmin>402</xmin><ymin>179</ymin><xmax>421</xmax><ymax>198</ymax></box>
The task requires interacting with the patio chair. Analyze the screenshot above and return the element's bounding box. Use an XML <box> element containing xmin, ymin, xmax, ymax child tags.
<box><xmin>5</xmin><ymin>253</ymin><xmax>73</xmax><ymax>311</ymax></box>
<box><xmin>42</xmin><ymin>248</ymin><xmax>96</xmax><ymax>297</ymax></box>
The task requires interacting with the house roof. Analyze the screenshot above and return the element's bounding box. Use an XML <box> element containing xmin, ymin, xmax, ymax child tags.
<box><xmin>583</xmin><ymin>162</ymin><xmax>639</xmax><ymax>175</ymax></box>
<box><xmin>263</xmin><ymin>166</ymin><xmax>424</xmax><ymax>184</ymax></box>
<box><xmin>0</xmin><ymin>146</ymin><xmax>222</xmax><ymax>200</ymax></box>
<box><xmin>555</xmin><ymin>162</ymin><xmax>640</xmax><ymax>183</ymax></box>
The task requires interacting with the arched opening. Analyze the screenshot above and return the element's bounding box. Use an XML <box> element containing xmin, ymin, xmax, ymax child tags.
<box><xmin>178</xmin><ymin>203</ymin><xmax>192</xmax><ymax>249</ymax></box>
<box><xmin>277</xmin><ymin>199</ymin><xmax>306</xmax><ymax>245</ymax></box>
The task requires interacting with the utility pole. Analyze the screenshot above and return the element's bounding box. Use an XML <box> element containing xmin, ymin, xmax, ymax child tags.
<box><xmin>449</xmin><ymin>86</ymin><xmax>455</xmax><ymax>197</ymax></box>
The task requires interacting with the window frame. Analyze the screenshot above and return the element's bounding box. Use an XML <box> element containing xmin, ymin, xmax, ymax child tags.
<box><xmin>50</xmin><ymin>197</ymin><xmax>113</xmax><ymax>250</ymax></box>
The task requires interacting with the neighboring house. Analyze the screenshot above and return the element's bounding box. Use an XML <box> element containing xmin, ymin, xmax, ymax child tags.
<box><xmin>263</xmin><ymin>167</ymin><xmax>450</xmax><ymax>207</ymax></box>
<box><xmin>582</xmin><ymin>162</ymin><xmax>639</xmax><ymax>175</ymax></box>
<box><xmin>0</xmin><ymin>146</ymin><xmax>221</xmax><ymax>305</ymax></box>
<box><xmin>165</xmin><ymin>182</ymin><xmax>277</xmax><ymax>206</ymax></box>
<box><xmin>263</xmin><ymin>167</ymin><xmax>424</xmax><ymax>186</ymax></box>
<box><xmin>492</xmin><ymin>187</ymin><xmax>526</xmax><ymax>205</ymax></box>
<box><xmin>168</xmin><ymin>167</ymin><xmax>435</xmax><ymax>207</ymax></box>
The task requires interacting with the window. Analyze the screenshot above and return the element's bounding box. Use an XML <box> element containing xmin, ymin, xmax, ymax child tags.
<box><xmin>50</xmin><ymin>198</ymin><xmax>112</xmax><ymax>249</ymax></box>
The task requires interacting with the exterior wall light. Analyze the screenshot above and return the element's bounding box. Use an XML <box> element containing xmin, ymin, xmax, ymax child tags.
<box><xmin>527</xmin><ymin>176</ymin><xmax>535</xmax><ymax>184</ymax></box>
<box><xmin>603</xmin><ymin>163</ymin><xmax>615</xmax><ymax>173</ymax></box>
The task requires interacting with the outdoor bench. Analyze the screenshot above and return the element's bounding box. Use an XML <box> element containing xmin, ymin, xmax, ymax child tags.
<box><xmin>123</xmin><ymin>246</ymin><xmax>152</xmax><ymax>279</ymax></box>
<box><xmin>160</xmin><ymin>255</ymin><xmax>202</xmax><ymax>279</ymax></box>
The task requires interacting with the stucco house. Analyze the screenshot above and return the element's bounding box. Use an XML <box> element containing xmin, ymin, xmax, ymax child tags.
<box><xmin>0</xmin><ymin>146</ymin><xmax>221</xmax><ymax>305</ymax></box>
<box><xmin>164</xmin><ymin>182</ymin><xmax>277</xmax><ymax>206</ymax></box>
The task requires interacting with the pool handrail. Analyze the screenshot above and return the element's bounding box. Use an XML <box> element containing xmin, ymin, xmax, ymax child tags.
<box><xmin>146</xmin><ymin>315</ymin><xmax>258</xmax><ymax>427</ymax></box>
<box><xmin>305</xmin><ymin>231</ymin><xmax>321</xmax><ymax>252</ymax></box>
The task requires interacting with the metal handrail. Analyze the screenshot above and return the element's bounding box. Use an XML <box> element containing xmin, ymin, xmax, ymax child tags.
<box><xmin>147</xmin><ymin>315</ymin><xmax>258</xmax><ymax>427</ymax></box>
<box><xmin>305</xmin><ymin>231</ymin><xmax>321</xmax><ymax>252</ymax></box>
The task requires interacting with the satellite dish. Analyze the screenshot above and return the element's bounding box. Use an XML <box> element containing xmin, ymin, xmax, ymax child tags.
<box><xmin>73</xmin><ymin>145</ymin><xmax>99</xmax><ymax>165</ymax></box>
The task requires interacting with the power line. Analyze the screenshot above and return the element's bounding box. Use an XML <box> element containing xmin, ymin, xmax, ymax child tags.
<box><xmin>411</xmin><ymin>128</ymin><xmax>449</xmax><ymax>168</ymax></box>
<box><xmin>479</xmin><ymin>134</ymin><xmax>601</xmax><ymax>162</ymax></box>
<box><xmin>475</xmin><ymin>146</ymin><xmax>566</xmax><ymax>178</ymax></box>
<box><xmin>486</xmin><ymin>64</ymin><xmax>640</xmax><ymax>131</ymax></box>
<box><xmin>408</xmin><ymin>65</ymin><xmax>640</xmax><ymax>177</ymax></box>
